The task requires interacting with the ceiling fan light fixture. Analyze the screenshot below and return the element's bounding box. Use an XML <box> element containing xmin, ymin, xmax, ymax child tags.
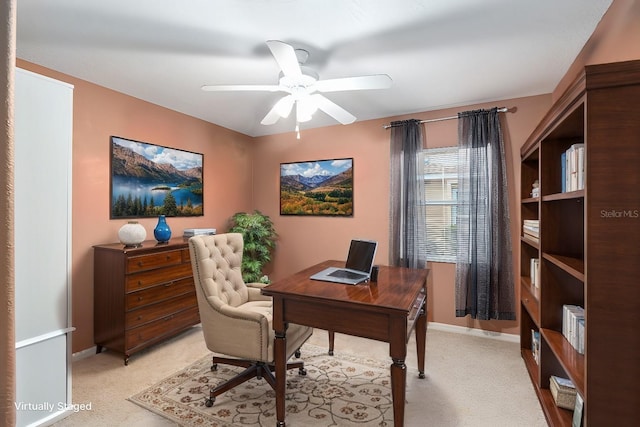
<box><xmin>296</xmin><ymin>97</ymin><xmax>318</xmax><ymax>122</ymax></box>
<box><xmin>273</xmin><ymin>95</ymin><xmax>294</xmax><ymax>118</ymax></box>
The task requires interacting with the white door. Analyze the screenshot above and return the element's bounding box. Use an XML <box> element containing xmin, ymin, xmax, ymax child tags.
<box><xmin>14</xmin><ymin>68</ymin><xmax>74</xmax><ymax>427</ymax></box>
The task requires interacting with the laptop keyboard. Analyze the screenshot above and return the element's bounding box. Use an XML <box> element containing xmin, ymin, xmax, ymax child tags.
<box><xmin>328</xmin><ymin>270</ymin><xmax>367</xmax><ymax>280</ymax></box>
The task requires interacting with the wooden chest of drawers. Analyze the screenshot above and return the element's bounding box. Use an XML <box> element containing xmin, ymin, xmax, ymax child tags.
<box><xmin>94</xmin><ymin>238</ymin><xmax>200</xmax><ymax>364</ymax></box>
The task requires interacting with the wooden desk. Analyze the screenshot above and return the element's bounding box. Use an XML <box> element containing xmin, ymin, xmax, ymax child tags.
<box><xmin>262</xmin><ymin>260</ymin><xmax>429</xmax><ymax>427</ymax></box>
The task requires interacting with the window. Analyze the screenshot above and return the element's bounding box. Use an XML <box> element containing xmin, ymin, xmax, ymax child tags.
<box><xmin>423</xmin><ymin>146</ymin><xmax>458</xmax><ymax>262</ymax></box>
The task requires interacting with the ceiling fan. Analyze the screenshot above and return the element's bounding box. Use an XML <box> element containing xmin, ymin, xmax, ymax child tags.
<box><xmin>201</xmin><ymin>40</ymin><xmax>392</xmax><ymax>129</ymax></box>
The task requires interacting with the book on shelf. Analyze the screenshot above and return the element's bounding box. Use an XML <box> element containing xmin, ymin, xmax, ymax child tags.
<box><xmin>523</xmin><ymin>219</ymin><xmax>539</xmax><ymax>241</ymax></box>
<box><xmin>531</xmin><ymin>329</ymin><xmax>540</xmax><ymax>364</ymax></box>
<box><xmin>562</xmin><ymin>304</ymin><xmax>585</xmax><ymax>354</ymax></box>
<box><xmin>572</xmin><ymin>393</ymin><xmax>584</xmax><ymax>427</ymax></box>
<box><xmin>530</xmin><ymin>258</ymin><xmax>540</xmax><ymax>288</ymax></box>
<box><xmin>562</xmin><ymin>143</ymin><xmax>585</xmax><ymax>192</ymax></box>
<box><xmin>561</xmin><ymin>151</ymin><xmax>566</xmax><ymax>193</ymax></box>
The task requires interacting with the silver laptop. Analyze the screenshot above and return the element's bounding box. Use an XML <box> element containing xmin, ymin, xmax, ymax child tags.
<box><xmin>310</xmin><ymin>239</ymin><xmax>378</xmax><ymax>285</ymax></box>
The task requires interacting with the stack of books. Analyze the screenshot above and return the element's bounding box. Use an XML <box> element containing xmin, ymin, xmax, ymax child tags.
<box><xmin>183</xmin><ymin>228</ymin><xmax>217</xmax><ymax>237</ymax></box>
<box><xmin>523</xmin><ymin>219</ymin><xmax>539</xmax><ymax>243</ymax></box>
<box><xmin>561</xmin><ymin>143</ymin><xmax>585</xmax><ymax>192</ymax></box>
<box><xmin>562</xmin><ymin>304</ymin><xmax>585</xmax><ymax>354</ymax></box>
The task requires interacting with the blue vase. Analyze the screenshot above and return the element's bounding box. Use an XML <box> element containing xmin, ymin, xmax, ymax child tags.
<box><xmin>154</xmin><ymin>215</ymin><xmax>172</xmax><ymax>243</ymax></box>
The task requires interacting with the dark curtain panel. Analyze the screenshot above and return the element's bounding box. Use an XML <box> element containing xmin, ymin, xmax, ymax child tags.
<box><xmin>455</xmin><ymin>108</ymin><xmax>515</xmax><ymax>320</ymax></box>
<box><xmin>389</xmin><ymin>119</ymin><xmax>427</xmax><ymax>269</ymax></box>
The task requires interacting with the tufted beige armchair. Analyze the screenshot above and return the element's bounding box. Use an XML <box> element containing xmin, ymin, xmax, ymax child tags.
<box><xmin>188</xmin><ymin>233</ymin><xmax>313</xmax><ymax>407</ymax></box>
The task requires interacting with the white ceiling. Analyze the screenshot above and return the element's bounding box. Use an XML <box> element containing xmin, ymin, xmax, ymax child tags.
<box><xmin>16</xmin><ymin>0</ymin><xmax>612</xmax><ymax>137</ymax></box>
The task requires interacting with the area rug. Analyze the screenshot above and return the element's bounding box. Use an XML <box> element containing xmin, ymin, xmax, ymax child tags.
<box><xmin>128</xmin><ymin>344</ymin><xmax>393</xmax><ymax>426</ymax></box>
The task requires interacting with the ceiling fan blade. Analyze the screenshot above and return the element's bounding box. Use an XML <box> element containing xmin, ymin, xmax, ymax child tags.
<box><xmin>261</xmin><ymin>95</ymin><xmax>295</xmax><ymax>125</ymax></box>
<box><xmin>310</xmin><ymin>94</ymin><xmax>356</xmax><ymax>125</ymax></box>
<box><xmin>315</xmin><ymin>74</ymin><xmax>392</xmax><ymax>93</ymax></box>
<box><xmin>201</xmin><ymin>84</ymin><xmax>282</xmax><ymax>92</ymax></box>
<box><xmin>266</xmin><ymin>40</ymin><xmax>302</xmax><ymax>77</ymax></box>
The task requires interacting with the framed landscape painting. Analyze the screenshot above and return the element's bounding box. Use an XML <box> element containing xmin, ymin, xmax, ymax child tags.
<box><xmin>280</xmin><ymin>158</ymin><xmax>353</xmax><ymax>216</ymax></box>
<box><xmin>110</xmin><ymin>136</ymin><xmax>203</xmax><ymax>218</ymax></box>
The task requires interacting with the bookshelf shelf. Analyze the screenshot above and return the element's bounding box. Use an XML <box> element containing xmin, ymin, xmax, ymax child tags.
<box><xmin>541</xmin><ymin>328</ymin><xmax>585</xmax><ymax>397</ymax></box>
<box><xmin>519</xmin><ymin>60</ymin><xmax>640</xmax><ymax>426</ymax></box>
<box><xmin>542</xmin><ymin>190</ymin><xmax>584</xmax><ymax>202</ymax></box>
<box><xmin>521</xmin><ymin>349</ymin><xmax>539</xmax><ymax>384</ymax></box>
<box><xmin>542</xmin><ymin>254</ymin><xmax>584</xmax><ymax>282</ymax></box>
<box><xmin>521</xmin><ymin>235</ymin><xmax>539</xmax><ymax>249</ymax></box>
<box><xmin>520</xmin><ymin>280</ymin><xmax>540</xmax><ymax>325</ymax></box>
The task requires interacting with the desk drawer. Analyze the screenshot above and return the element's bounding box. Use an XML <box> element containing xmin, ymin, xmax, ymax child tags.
<box><xmin>127</xmin><ymin>249</ymin><xmax>183</xmax><ymax>273</ymax></box>
<box><xmin>126</xmin><ymin>292</ymin><xmax>197</xmax><ymax>328</ymax></box>
<box><xmin>126</xmin><ymin>277</ymin><xmax>194</xmax><ymax>310</ymax></box>
<box><xmin>126</xmin><ymin>305</ymin><xmax>200</xmax><ymax>350</ymax></box>
<box><xmin>126</xmin><ymin>263</ymin><xmax>192</xmax><ymax>292</ymax></box>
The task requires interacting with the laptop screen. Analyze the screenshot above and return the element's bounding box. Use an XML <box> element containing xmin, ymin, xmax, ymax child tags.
<box><xmin>345</xmin><ymin>239</ymin><xmax>377</xmax><ymax>273</ymax></box>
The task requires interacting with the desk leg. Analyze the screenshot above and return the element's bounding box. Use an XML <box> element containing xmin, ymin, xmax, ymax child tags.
<box><xmin>274</xmin><ymin>329</ymin><xmax>286</xmax><ymax>427</ymax></box>
<box><xmin>328</xmin><ymin>331</ymin><xmax>335</xmax><ymax>356</ymax></box>
<box><xmin>415</xmin><ymin>305</ymin><xmax>427</xmax><ymax>379</ymax></box>
<box><xmin>390</xmin><ymin>358</ymin><xmax>406</xmax><ymax>427</ymax></box>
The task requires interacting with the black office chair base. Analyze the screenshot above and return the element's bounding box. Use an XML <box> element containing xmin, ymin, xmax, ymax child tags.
<box><xmin>204</xmin><ymin>355</ymin><xmax>307</xmax><ymax>407</ymax></box>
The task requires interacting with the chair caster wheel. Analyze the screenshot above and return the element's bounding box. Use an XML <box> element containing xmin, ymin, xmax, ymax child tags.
<box><xmin>211</xmin><ymin>363</ymin><xmax>217</xmax><ymax>372</ymax></box>
<box><xmin>419</xmin><ymin>372</ymin><xmax>425</xmax><ymax>379</ymax></box>
<box><xmin>205</xmin><ymin>397</ymin><xmax>215</xmax><ymax>407</ymax></box>
<box><xmin>295</xmin><ymin>350</ymin><xmax>301</xmax><ymax>358</ymax></box>
<box><xmin>299</xmin><ymin>367</ymin><xmax>307</xmax><ymax>376</ymax></box>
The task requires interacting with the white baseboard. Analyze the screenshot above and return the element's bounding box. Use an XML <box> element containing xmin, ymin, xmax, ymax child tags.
<box><xmin>72</xmin><ymin>346</ymin><xmax>98</xmax><ymax>362</ymax></box>
<box><xmin>428</xmin><ymin>322</ymin><xmax>519</xmax><ymax>343</ymax></box>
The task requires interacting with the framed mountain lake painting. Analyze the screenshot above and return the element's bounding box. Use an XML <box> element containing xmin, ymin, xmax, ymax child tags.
<box><xmin>110</xmin><ymin>136</ymin><xmax>203</xmax><ymax>218</ymax></box>
<box><xmin>280</xmin><ymin>158</ymin><xmax>353</xmax><ymax>216</ymax></box>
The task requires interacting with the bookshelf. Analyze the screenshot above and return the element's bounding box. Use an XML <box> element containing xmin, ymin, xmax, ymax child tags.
<box><xmin>519</xmin><ymin>60</ymin><xmax>640</xmax><ymax>426</ymax></box>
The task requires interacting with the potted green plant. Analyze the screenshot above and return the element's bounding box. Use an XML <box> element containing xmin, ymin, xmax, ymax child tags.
<box><xmin>228</xmin><ymin>210</ymin><xmax>277</xmax><ymax>283</ymax></box>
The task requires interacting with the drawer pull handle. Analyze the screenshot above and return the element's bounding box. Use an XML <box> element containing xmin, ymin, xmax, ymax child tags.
<box><xmin>165</xmin><ymin>281</ymin><xmax>174</xmax><ymax>287</ymax></box>
<box><xmin>138</xmin><ymin>296</ymin><xmax>143</xmax><ymax>301</ymax></box>
<box><xmin>524</xmin><ymin>298</ymin><xmax>529</xmax><ymax>303</ymax></box>
<box><xmin>137</xmin><ymin>315</ymin><xmax>142</xmax><ymax>320</ymax></box>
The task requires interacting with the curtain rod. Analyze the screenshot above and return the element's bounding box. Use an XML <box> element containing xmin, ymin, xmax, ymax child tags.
<box><xmin>382</xmin><ymin>107</ymin><xmax>509</xmax><ymax>129</ymax></box>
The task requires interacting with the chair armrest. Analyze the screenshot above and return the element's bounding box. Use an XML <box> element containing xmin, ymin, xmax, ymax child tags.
<box><xmin>246</xmin><ymin>282</ymin><xmax>271</xmax><ymax>302</ymax></box>
<box><xmin>209</xmin><ymin>296</ymin><xmax>268</xmax><ymax>324</ymax></box>
<box><xmin>246</xmin><ymin>282</ymin><xmax>268</xmax><ymax>290</ymax></box>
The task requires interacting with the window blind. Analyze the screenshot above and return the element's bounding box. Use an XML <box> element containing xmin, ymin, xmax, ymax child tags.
<box><xmin>423</xmin><ymin>146</ymin><xmax>458</xmax><ymax>262</ymax></box>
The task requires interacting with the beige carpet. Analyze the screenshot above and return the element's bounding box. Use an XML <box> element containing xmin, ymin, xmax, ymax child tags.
<box><xmin>53</xmin><ymin>327</ymin><xmax>547</xmax><ymax>426</ymax></box>
<box><xmin>128</xmin><ymin>344</ymin><xmax>394</xmax><ymax>426</ymax></box>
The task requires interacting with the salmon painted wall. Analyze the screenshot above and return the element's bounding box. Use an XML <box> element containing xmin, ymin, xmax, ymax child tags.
<box><xmin>250</xmin><ymin>0</ymin><xmax>640</xmax><ymax>336</ymax></box>
<box><xmin>252</xmin><ymin>95</ymin><xmax>551</xmax><ymax>335</ymax></box>
<box><xmin>16</xmin><ymin>60</ymin><xmax>254</xmax><ymax>353</ymax></box>
<box><xmin>10</xmin><ymin>0</ymin><xmax>640</xmax><ymax>352</ymax></box>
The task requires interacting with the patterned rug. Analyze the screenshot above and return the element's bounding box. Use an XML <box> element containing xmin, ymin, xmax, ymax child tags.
<box><xmin>128</xmin><ymin>344</ymin><xmax>393</xmax><ymax>426</ymax></box>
